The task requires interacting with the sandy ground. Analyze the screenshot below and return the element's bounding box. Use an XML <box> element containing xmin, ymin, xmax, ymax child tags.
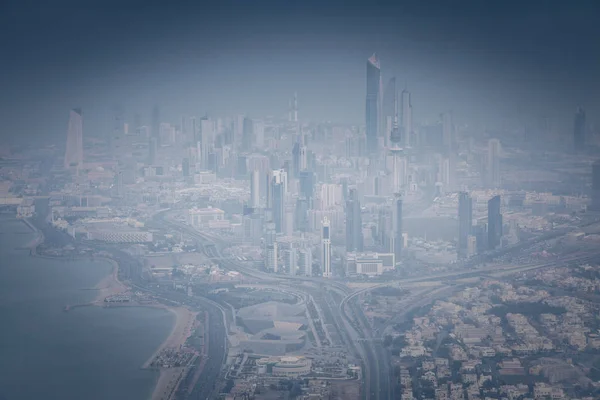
<box><xmin>93</xmin><ymin>258</ymin><xmax>128</xmax><ymax>302</ymax></box>
<box><xmin>151</xmin><ymin>367</ymin><xmax>186</xmax><ymax>400</ymax></box>
<box><xmin>146</xmin><ymin>307</ymin><xmax>198</xmax><ymax>400</ymax></box>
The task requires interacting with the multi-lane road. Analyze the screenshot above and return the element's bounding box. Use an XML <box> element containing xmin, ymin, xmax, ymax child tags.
<box><xmin>151</xmin><ymin>209</ymin><xmax>600</xmax><ymax>400</ymax></box>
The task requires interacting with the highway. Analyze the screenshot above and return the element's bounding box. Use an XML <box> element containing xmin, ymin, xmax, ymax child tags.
<box><xmin>151</xmin><ymin>209</ymin><xmax>600</xmax><ymax>400</ymax></box>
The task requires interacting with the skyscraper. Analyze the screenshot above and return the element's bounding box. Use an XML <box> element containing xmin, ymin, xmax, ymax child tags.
<box><xmin>289</xmin><ymin>92</ymin><xmax>298</xmax><ymax>122</ymax></box>
<box><xmin>250</xmin><ymin>169</ymin><xmax>260</xmax><ymax>208</ymax></box>
<box><xmin>392</xmin><ymin>193</ymin><xmax>403</xmax><ymax>264</ymax></box>
<box><xmin>574</xmin><ymin>107</ymin><xmax>586</xmax><ymax>152</ymax></box>
<box><xmin>365</xmin><ymin>53</ymin><xmax>381</xmax><ymax>156</ymax></box>
<box><xmin>487</xmin><ymin>138</ymin><xmax>501</xmax><ymax>188</ymax></box>
<box><xmin>299</xmin><ymin>171</ymin><xmax>315</xmax><ymax>207</ymax></box>
<box><xmin>458</xmin><ymin>191</ymin><xmax>473</xmax><ymax>259</ymax></box>
<box><xmin>590</xmin><ymin>160</ymin><xmax>600</xmax><ymax>211</ymax></box>
<box><xmin>64</xmin><ymin>108</ymin><xmax>83</xmax><ymax>170</ymax></box>
<box><xmin>383</xmin><ymin>77</ymin><xmax>397</xmax><ymax>146</ymax></box>
<box><xmin>389</xmin><ymin>89</ymin><xmax>406</xmax><ymax>193</ymax></box>
<box><xmin>264</xmin><ymin>221</ymin><xmax>278</xmax><ymax>272</ymax></box>
<box><xmin>151</xmin><ymin>105</ymin><xmax>160</xmax><ymax>145</ymax></box>
<box><xmin>346</xmin><ymin>188</ymin><xmax>364</xmax><ymax>252</ymax></box>
<box><xmin>321</xmin><ymin>217</ymin><xmax>332</xmax><ymax>278</ymax></box>
<box><xmin>401</xmin><ymin>88</ymin><xmax>412</xmax><ymax>149</ymax></box>
<box><xmin>487</xmin><ymin>195</ymin><xmax>503</xmax><ymax>250</ymax></box>
<box><xmin>242</xmin><ymin>117</ymin><xmax>253</xmax><ymax>150</ymax></box>
<box><xmin>291</xmin><ymin>142</ymin><xmax>300</xmax><ymax>179</ymax></box>
<box><xmin>442</xmin><ymin>112</ymin><xmax>453</xmax><ymax>153</ymax></box>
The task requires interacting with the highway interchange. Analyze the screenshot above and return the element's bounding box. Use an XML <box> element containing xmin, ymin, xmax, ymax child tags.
<box><xmin>148</xmin><ymin>209</ymin><xmax>600</xmax><ymax>400</ymax></box>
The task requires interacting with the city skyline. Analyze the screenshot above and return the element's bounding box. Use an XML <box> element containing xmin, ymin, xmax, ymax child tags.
<box><xmin>1</xmin><ymin>1</ymin><xmax>599</xmax><ymax>141</ymax></box>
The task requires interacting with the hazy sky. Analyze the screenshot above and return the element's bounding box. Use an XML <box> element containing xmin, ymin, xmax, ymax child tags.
<box><xmin>0</xmin><ymin>0</ymin><xmax>599</xmax><ymax>140</ymax></box>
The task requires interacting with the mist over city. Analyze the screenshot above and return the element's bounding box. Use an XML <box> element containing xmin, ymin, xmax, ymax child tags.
<box><xmin>1</xmin><ymin>1</ymin><xmax>600</xmax><ymax>400</ymax></box>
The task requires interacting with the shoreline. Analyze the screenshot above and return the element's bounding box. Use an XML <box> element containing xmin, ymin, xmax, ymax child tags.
<box><xmin>20</xmin><ymin>217</ymin><xmax>197</xmax><ymax>400</ymax></box>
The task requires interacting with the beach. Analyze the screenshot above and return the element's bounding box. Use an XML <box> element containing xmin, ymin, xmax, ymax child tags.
<box><xmin>22</xmin><ymin>217</ymin><xmax>198</xmax><ymax>400</ymax></box>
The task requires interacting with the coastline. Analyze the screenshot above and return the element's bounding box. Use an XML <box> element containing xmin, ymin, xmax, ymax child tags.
<box><xmin>20</xmin><ymin>217</ymin><xmax>197</xmax><ymax>400</ymax></box>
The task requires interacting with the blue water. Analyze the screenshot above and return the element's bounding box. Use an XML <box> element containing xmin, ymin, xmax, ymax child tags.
<box><xmin>0</xmin><ymin>216</ymin><xmax>174</xmax><ymax>400</ymax></box>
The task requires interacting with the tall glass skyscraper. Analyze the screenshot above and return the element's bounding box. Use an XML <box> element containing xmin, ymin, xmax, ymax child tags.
<box><xmin>64</xmin><ymin>108</ymin><xmax>83</xmax><ymax>170</ymax></box>
<box><xmin>346</xmin><ymin>188</ymin><xmax>364</xmax><ymax>252</ymax></box>
<box><xmin>365</xmin><ymin>53</ymin><xmax>381</xmax><ymax>156</ymax></box>
<box><xmin>458</xmin><ymin>191</ymin><xmax>472</xmax><ymax>259</ymax></box>
<box><xmin>487</xmin><ymin>195</ymin><xmax>503</xmax><ymax>250</ymax></box>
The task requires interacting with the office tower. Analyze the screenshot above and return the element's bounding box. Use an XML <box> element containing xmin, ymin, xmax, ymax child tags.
<box><xmin>190</xmin><ymin>117</ymin><xmax>198</xmax><ymax>143</ymax></box>
<box><xmin>442</xmin><ymin>111</ymin><xmax>453</xmax><ymax>153</ymax></box>
<box><xmin>467</xmin><ymin>235</ymin><xmax>477</xmax><ymax>258</ymax></box>
<box><xmin>284</xmin><ymin>248</ymin><xmax>298</xmax><ymax>276</ymax></box>
<box><xmin>291</xmin><ymin>142</ymin><xmax>300</xmax><ymax>179</ymax></box>
<box><xmin>148</xmin><ymin>137</ymin><xmax>157</xmax><ymax>165</ymax></box>
<box><xmin>64</xmin><ymin>108</ymin><xmax>83</xmax><ymax>170</ymax></box>
<box><xmin>299</xmin><ymin>171</ymin><xmax>315</xmax><ymax>207</ymax></box>
<box><xmin>458</xmin><ymin>191</ymin><xmax>473</xmax><ymax>259</ymax></box>
<box><xmin>366</xmin><ymin>53</ymin><xmax>381</xmax><ymax>156</ymax></box>
<box><xmin>320</xmin><ymin>183</ymin><xmax>341</xmax><ymax>209</ymax></box>
<box><xmin>295</xmin><ymin>197</ymin><xmax>309</xmax><ymax>232</ymax></box>
<box><xmin>250</xmin><ymin>169</ymin><xmax>260</xmax><ymax>208</ymax></box>
<box><xmin>401</xmin><ymin>87</ymin><xmax>412</xmax><ymax>149</ymax></box>
<box><xmin>289</xmin><ymin>92</ymin><xmax>298</xmax><ymax>122</ymax></box>
<box><xmin>487</xmin><ymin>195</ymin><xmax>503</xmax><ymax>250</ymax></box>
<box><xmin>264</xmin><ymin>221</ymin><xmax>278</xmax><ymax>272</ymax></box>
<box><xmin>182</xmin><ymin>158</ymin><xmax>190</xmax><ymax>177</ymax></box>
<box><xmin>487</xmin><ymin>138</ymin><xmax>501</xmax><ymax>188</ymax></box>
<box><xmin>299</xmin><ymin>145</ymin><xmax>308</xmax><ymax>171</ymax></box>
<box><xmin>392</xmin><ymin>193</ymin><xmax>403</xmax><ymax>264</ymax></box>
<box><xmin>346</xmin><ymin>188</ymin><xmax>364</xmax><ymax>252</ymax></box>
<box><xmin>151</xmin><ymin>105</ymin><xmax>160</xmax><ymax>145</ymax></box>
<box><xmin>200</xmin><ymin>117</ymin><xmax>213</xmax><ymax>170</ymax></box>
<box><xmin>242</xmin><ymin>117</ymin><xmax>253</xmax><ymax>150</ymax></box>
<box><xmin>390</xmin><ymin>88</ymin><xmax>407</xmax><ymax>193</ymax></box>
<box><xmin>592</xmin><ymin>160</ymin><xmax>600</xmax><ymax>211</ymax></box>
<box><xmin>574</xmin><ymin>107</ymin><xmax>586</xmax><ymax>152</ymax></box>
<box><xmin>254</xmin><ymin>119</ymin><xmax>265</xmax><ymax>148</ymax></box>
<box><xmin>298</xmin><ymin>248</ymin><xmax>312</xmax><ymax>276</ymax></box>
<box><xmin>243</xmin><ymin>214</ymin><xmax>263</xmax><ymax>246</ymax></box>
<box><xmin>271</xmin><ymin>178</ymin><xmax>285</xmax><ymax>233</ymax></box>
<box><xmin>383</xmin><ymin>77</ymin><xmax>397</xmax><ymax>146</ymax></box>
<box><xmin>321</xmin><ymin>216</ymin><xmax>332</xmax><ymax>278</ymax></box>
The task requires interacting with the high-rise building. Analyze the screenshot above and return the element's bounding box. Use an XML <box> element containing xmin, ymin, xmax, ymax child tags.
<box><xmin>389</xmin><ymin>90</ymin><xmax>406</xmax><ymax>193</ymax></box>
<box><xmin>64</xmin><ymin>108</ymin><xmax>83</xmax><ymax>170</ymax></box>
<box><xmin>321</xmin><ymin>217</ymin><xmax>332</xmax><ymax>278</ymax></box>
<box><xmin>366</xmin><ymin>53</ymin><xmax>381</xmax><ymax>156</ymax></box>
<box><xmin>289</xmin><ymin>92</ymin><xmax>298</xmax><ymax>122</ymax></box>
<box><xmin>442</xmin><ymin>111</ymin><xmax>453</xmax><ymax>153</ymax></box>
<box><xmin>574</xmin><ymin>107</ymin><xmax>586</xmax><ymax>152</ymax></box>
<box><xmin>242</xmin><ymin>117</ymin><xmax>253</xmax><ymax>150</ymax></box>
<box><xmin>284</xmin><ymin>248</ymin><xmax>298</xmax><ymax>276</ymax></box>
<box><xmin>346</xmin><ymin>188</ymin><xmax>364</xmax><ymax>252</ymax></box>
<box><xmin>590</xmin><ymin>160</ymin><xmax>600</xmax><ymax>211</ymax></box>
<box><xmin>151</xmin><ymin>105</ymin><xmax>160</xmax><ymax>145</ymax></box>
<box><xmin>250</xmin><ymin>169</ymin><xmax>261</xmax><ymax>208</ymax></box>
<box><xmin>458</xmin><ymin>191</ymin><xmax>473</xmax><ymax>259</ymax></box>
<box><xmin>264</xmin><ymin>221</ymin><xmax>278</xmax><ymax>272</ymax></box>
<box><xmin>299</xmin><ymin>171</ymin><xmax>315</xmax><ymax>206</ymax></box>
<box><xmin>383</xmin><ymin>77</ymin><xmax>397</xmax><ymax>147</ymax></box>
<box><xmin>487</xmin><ymin>138</ymin><xmax>501</xmax><ymax>188</ymax></box>
<box><xmin>298</xmin><ymin>248</ymin><xmax>312</xmax><ymax>277</ymax></box>
<box><xmin>271</xmin><ymin>176</ymin><xmax>285</xmax><ymax>233</ymax></box>
<box><xmin>148</xmin><ymin>137</ymin><xmax>157</xmax><ymax>165</ymax></box>
<box><xmin>392</xmin><ymin>193</ymin><xmax>403</xmax><ymax>264</ymax></box>
<box><xmin>200</xmin><ymin>117</ymin><xmax>213</xmax><ymax>170</ymax></box>
<box><xmin>401</xmin><ymin>88</ymin><xmax>412</xmax><ymax>149</ymax></box>
<box><xmin>487</xmin><ymin>195</ymin><xmax>503</xmax><ymax>250</ymax></box>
